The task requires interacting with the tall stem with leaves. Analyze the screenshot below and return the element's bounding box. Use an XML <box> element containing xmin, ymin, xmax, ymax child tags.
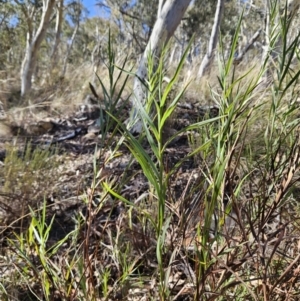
<box><xmin>114</xmin><ymin>39</ymin><xmax>221</xmax><ymax>299</ymax></box>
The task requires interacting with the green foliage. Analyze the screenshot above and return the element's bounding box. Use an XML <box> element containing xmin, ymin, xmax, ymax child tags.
<box><xmin>6</xmin><ymin>199</ymin><xmax>76</xmax><ymax>301</ymax></box>
<box><xmin>2</xmin><ymin>2</ymin><xmax>300</xmax><ymax>300</ymax></box>
<box><xmin>92</xmin><ymin>31</ymin><xmax>131</xmax><ymax>142</ymax></box>
<box><xmin>97</xmin><ymin>0</ymin><xmax>157</xmax><ymax>52</ymax></box>
<box><xmin>0</xmin><ymin>3</ymin><xmax>23</xmax><ymax>68</ymax></box>
<box><xmin>184</xmin><ymin>0</ymin><xmax>239</xmax><ymax>40</ymax></box>
<box><xmin>108</xmin><ymin>40</ymin><xmax>222</xmax><ymax>300</ymax></box>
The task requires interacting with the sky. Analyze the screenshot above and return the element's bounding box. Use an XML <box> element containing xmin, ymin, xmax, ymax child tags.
<box><xmin>82</xmin><ymin>0</ymin><xmax>107</xmax><ymax>17</ymax></box>
<box><xmin>82</xmin><ymin>0</ymin><xmax>251</xmax><ymax>18</ymax></box>
<box><xmin>81</xmin><ymin>0</ymin><xmax>98</xmax><ymax>17</ymax></box>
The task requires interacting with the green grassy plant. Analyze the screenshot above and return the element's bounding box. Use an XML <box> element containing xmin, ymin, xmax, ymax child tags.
<box><xmin>106</xmin><ymin>40</ymin><xmax>223</xmax><ymax>300</ymax></box>
<box><xmin>2</xmin><ymin>2</ymin><xmax>300</xmax><ymax>300</ymax></box>
<box><xmin>188</xmin><ymin>1</ymin><xmax>300</xmax><ymax>300</ymax></box>
<box><xmin>89</xmin><ymin>32</ymin><xmax>132</xmax><ymax>145</ymax></box>
<box><xmin>4</xmin><ymin>199</ymin><xmax>75</xmax><ymax>301</ymax></box>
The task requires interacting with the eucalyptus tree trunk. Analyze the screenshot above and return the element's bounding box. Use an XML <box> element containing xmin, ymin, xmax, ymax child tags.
<box><xmin>157</xmin><ymin>0</ymin><xmax>165</xmax><ymax>18</ymax></box>
<box><xmin>19</xmin><ymin>0</ymin><xmax>56</xmax><ymax>96</ymax></box>
<box><xmin>197</xmin><ymin>0</ymin><xmax>225</xmax><ymax>79</ymax></box>
<box><xmin>50</xmin><ymin>0</ymin><xmax>64</xmax><ymax>69</ymax></box>
<box><xmin>61</xmin><ymin>21</ymin><xmax>80</xmax><ymax>78</ymax></box>
<box><xmin>132</xmin><ymin>0</ymin><xmax>191</xmax><ymax>114</ymax></box>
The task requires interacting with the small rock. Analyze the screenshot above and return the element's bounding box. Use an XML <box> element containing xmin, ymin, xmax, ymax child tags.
<box><xmin>37</xmin><ymin>120</ymin><xmax>54</xmax><ymax>132</ymax></box>
<box><xmin>88</xmin><ymin>124</ymin><xmax>101</xmax><ymax>134</ymax></box>
<box><xmin>82</xmin><ymin>132</ymin><xmax>97</xmax><ymax>143</ymax></box>
<box><xmin>0</xmin><ymin>121</ymin><xmax>12</xmax><ymax>138</ymax></box>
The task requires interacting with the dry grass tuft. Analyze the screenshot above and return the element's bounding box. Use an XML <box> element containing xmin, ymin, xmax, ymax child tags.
<box><xmin>0</xmin><ymin>143</ymin><xmax>62</xmax><ymax>227</ymax></box>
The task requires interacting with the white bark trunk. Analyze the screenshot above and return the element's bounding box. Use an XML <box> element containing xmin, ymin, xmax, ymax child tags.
<box><xmin>51</xmin><ymin>0</ymin><xmax>64</xmax><ymax>67</ymax></box>
<box><xmin>132</xmin><ymin>0</ymin><xmax>191</xmax><ymax>110</ymax></box>
<box><xmin>20</xmin><ymin>0</ymin><xmax>56</xmax><ymax>96</ymax></box>
<box><xmin>61</xmin><ymin>22</ymin><xmax>80</xmax><ymax>78</ymax></box>
<box><xmin>197</xmin><ymin>0</ymin><xmax>225</xmax><ymax>78</ymax></box>
<box><xmin>157</xmin><ymin>0</ymin><xmax>165</xmax><ymax>19</ymax></box>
